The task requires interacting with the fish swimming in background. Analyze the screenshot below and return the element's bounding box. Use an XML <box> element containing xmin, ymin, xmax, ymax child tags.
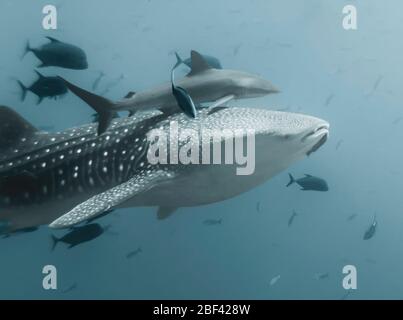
<box><xmin>392</xmin><ymin>117</ymin><xmax>402</xmax><ymax>125</ymax></box>
<box><xmin>288</xmin><ymin>210</ymin><xmax>298</xmax><ymax>227</ymax></box>
<box><xmin>51</xmin><ymin>223</ymin><xmax>107</xmax><ymax>250</ymax></box>
<box><xmin>17</xmin><ymin>71</ymin><xmax>68</xmax><ymax>105</ymax></box>
<box><xmin>126</xmin><ymin>247</ymin><xmax>142</xmax><ymax>259</ymax></box>
<box><xmin>335</xmin><ymin>139</ymin><xmax>343</xmax><ymax>150</ymax></box>
<box><xmin>203</xmin><ymin>219</ymin><xmax>222</xmax><ymax>226</ymax></box>
<box><xmin>347</xmin><ymin>213</ymin><xmax>358</xmax><ymax>221</ymax></box>
<box><xmin>269</xmin><ymin>275</ymin><xmax>281</xmax><ymax>286</ymax></box>
<box><xmin>286</xmin><ymin>173</ymin><xmax>329</xmax><ymax>191</ymax></box>
<box><xmin>92</xmin><ymin>71</ymin><xmax>105</xmax><ymax>91</ymax></box>
<box><xmin>171</xmin><ymin>64</ymin><xmax>197</xmax><ymax>118</ymax></box>
<box><xmin>2</xmin><ymin>226</ymin><xmax>38</xmax><ymax>238</ymax></box>
<box><xmin>62</xmin><ymin>283</ymin><xmax>78</xmax><ymax>294</ymax></box>
<box><xmin>367</xmin><ymin>75</ymin><xmax>383</xmax><ymax>96</ymax></box>
<box><xmin>363</xmin><ymin>214</ymin><xmax>377</xmax><ymax>240</ymax></box>
<box><xmin>174</xmin><ymin>51</ymin><xmax>223</xmax><ymax>69</ymax></box>
<box><xmin>23</xmin><ymin>37</ymin><xmax>88</xmax><ymax>70</ymax></box>
<box><xmin>314</xmin><ymin>272</ymin><xmax>330</xmax><ymax>280</ymax></box>
<box><xmin>233</xmin><ymin>43</ymin><xmax>242</xmax><ymax>56</ymax></box>
<box><xmin>100</xmin><ymin>74</ymin><xmax>125</xmax><ymax>95</ymax></box>
<box><xmin>256</xmin><ymin>201</ymin><xmax>261</xmax><ymax>212</ymax></box>
<box><xmin>324</xmin><ymin>94</ymin><xmax>334</xmax><ymax>107</ymax></box>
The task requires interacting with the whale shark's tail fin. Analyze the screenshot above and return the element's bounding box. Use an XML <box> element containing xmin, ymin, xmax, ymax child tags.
<box><xmin>286</xmin><ymin>173</ymin><xmax>295</xmax><ymax>187</ymax></box>
<box><xmin>58</xmin><ymin>77</ymin><xmax>117</xmax><ymax>135</ymax></box>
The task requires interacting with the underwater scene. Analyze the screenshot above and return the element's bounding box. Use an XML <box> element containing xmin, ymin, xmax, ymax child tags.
<box><xmin>0</xmin><ymin>0</ymin><xmax>401</xmax><ymax>300</ymax></box>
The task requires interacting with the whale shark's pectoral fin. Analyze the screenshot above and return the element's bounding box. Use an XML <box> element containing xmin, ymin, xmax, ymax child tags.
<box><xmin>157</xmin><ymin>206</ymin><xmax>178</xmax><ymax>220</ymax></box>
<box><xmin>49</xmin><ymin>170</ymin><xmax>175</xmax><ymax>229</ymax></box>
<box><xmin>208</xmin><ymin>95</ymin><xmax>235</xmax><ymax>109</ymax></box>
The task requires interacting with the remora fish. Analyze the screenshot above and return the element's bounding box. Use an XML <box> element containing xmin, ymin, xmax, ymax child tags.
<box><xmin>0</xmin><ymin>106</ymin><xmax>329</xmax><ymax>232</ymax></box>
<box><xmin>171</xmin><ymin>64</ymin><xmax>197</xmax><ymax>118</ymax></box>
<box><xmin>17</xmin><ymin>71</ymin><xmax>68</xmax><ymax>105</ymax></box>
<box><xmin>58</xmin><ymin>50</ymin><xmax>279</xmax><ymax>134</ymax></box>
<box><xmin>23</xmin><ymin>37</ymin><xmax>88</xmax><ymax>70</ymax></box>
<box><xmin>51</xmin><ymin>223</ymin><xmax>106</xmax><ymax>250</ymax></box>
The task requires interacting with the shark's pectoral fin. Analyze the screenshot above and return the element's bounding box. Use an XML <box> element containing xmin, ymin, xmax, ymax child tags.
<box><xmin>157</xmin><ymin>206</ymin><xmax>178</xmax><ymax>220</ymax></box>
<box><xmin>209</xmin><ymin>95</ymin><xmax>235</xmax><ymax>109</ymax></box>
<box><xmin>49</xmin><ymin>170</ymin><xmax>175</xmax><ymax>229</ymax></box>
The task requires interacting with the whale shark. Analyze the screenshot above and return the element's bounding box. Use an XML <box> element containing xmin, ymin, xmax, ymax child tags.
<box><xmin>0</xmin><ymin>105</ymin><xmax>328</xmax><ymax>232</ymax></box>
<box><xmin>58</xmin><ymin>50</ymin><xmax>279</xmax><ymax>135</ymax></box>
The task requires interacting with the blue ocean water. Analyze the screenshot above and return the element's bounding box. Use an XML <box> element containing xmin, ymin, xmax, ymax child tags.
<box><xmin>0</xmin><ymin>0</ymin><xmax>401</xmax><ymax>299</ymax></box>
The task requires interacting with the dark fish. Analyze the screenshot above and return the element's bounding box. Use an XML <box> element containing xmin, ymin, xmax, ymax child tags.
<box><xmin>286</xmin><ymin>173</ymin><xmax>329</xmax><ymax>191</ymax></box>
<box><xmin>100</xmin><ymin>74</ymin><xmax>124</xmax><ymax>95</ymax></box>
<box><xmin>314</xmin><ymin>272</ymin><xmax>329</xmax><ymax>280</ymax></box>
<box><xmin>288</xmin><ymin>210</ymin><xmax>298</xmax><ymax>227</ymax></box>
<box><xmin>171</xmin><ymin>65</ymin><xmax>197</xmax><ymax>118</ymax></box>
<box><xmin>51</xmin><ymin>223</ymin><xmax>106</xmax><ymax>250</ymax></box>
<box><xmin>363</xmin><ymin>215</ymin><xmax>377</xmax><ymax>240</ymax></box>
<box><xmin>256</xmin><ymin>201</ymin><xmax>261</xmax><ymax>212</ymax></box>
<box><xmin>23</xmin><ymin>37</ymin><xmax>88</xmax><ymax>70</ymax></box>
<box><xmin>92</xmin><ymin>71</ymin><xmax>105</xmax><ymax>91</ymax></box>
<box><xmin>17</xmin><ymin>71</ymin><xmax>67</xmax><ymax>105</ymax></box>
<box><xmin>2</xmin><ymin>226</ymin><xmax>38</xmax><ymax>238</ymax></box>
<box><xmin>392</xmin><ymin>117</ymin><xmax>402</xmax><ymax>125</ymax></box>
<box><xmin>233</xmin><ymin>43</ymin><xmax>242</xmax><ymax>56</ymax></box>
<box><xmin>347</xmin><ymin>213</ymin><xmax>358</xmax><ymax>221</ymax></box>
<box><xmin>203</xmin><ymin>218</ymin><xmax>222</xmax><ymax>226</ymax></box>
<box><xmin>367</xmin><ymin>75</ymin><xmax>383</xmax><ymax>96</ymax></box>
<box><xmin>324</xmin><ymin>94</ymin><xmax>334</xmax><ymax>107</ymax></box>
<box><xmin>126</xmin><ymin>247</ymin><xmax>142</xmax><ymax>259</ymax></box>
<box><xmin>174</xmin><ymin>52</ymin><xmax>222</xmax><ymax>69</ymax></box>
<box><xmin>62</xmin><ymin>283</ymin><xmax>77</xmax><ymax>294</ymax></box>
<box><xmin>335</xmin><ymin>139</ymin><xmax>343</xmax><ymax>150</ymax></box>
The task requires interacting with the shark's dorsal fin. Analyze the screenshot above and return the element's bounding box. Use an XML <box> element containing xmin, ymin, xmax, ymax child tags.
<box><xmin>157</xmin><ymin>207</ymin><xmax>178</xmax><ymax>220</ymax></box>
<box><xmin>49</xmin><ymin>170</ymin><xmax>176</xmax><ymax>228</ymax></box>
<box><xmin>188</xmin><ymin>50</ymin><xmax>213</xmax><ymax>76</ymax></box>
<box><xmin>46</xmin><ymin>36</ymin><xmax>61</xmax><ymax>43</ymax></box>
<box><xmin>0</xmin><ymin>106</ymin><xmax>38</xmax><ymax>151</ymax></box>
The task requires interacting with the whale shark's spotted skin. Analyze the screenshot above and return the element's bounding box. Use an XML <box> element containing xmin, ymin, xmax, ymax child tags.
<box><xmin>0</xmin><ymin>110</ymin><xmax>164</xmax><ymax>209</ymax></box>
<box><xmin>0</xmin><ymin>106</ymin><xmax>329</xmax><ymax>231</ymax></box>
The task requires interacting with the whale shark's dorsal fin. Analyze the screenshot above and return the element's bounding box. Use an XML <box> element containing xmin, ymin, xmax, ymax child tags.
<box><xmin>49</xmin><ymin>170</ymin><xmax>176</xmax><ymax>228</ymax></box>
<box><xmin>188</xmin><ymin>50</ymin><xmax>213</xmax><ymax>76</ymax></box>
<box><xmin>0</xmin><ymin>106</ymin><xmax>38</xmax><ymax>151</ymax></box>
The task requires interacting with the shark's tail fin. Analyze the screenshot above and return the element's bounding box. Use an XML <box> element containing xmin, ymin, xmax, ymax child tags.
<box><xmin>174</xmin><ymin>52</ymin><xmax>184</xmax><ymax>69</ymax></box>
<box><xmin>50</xmin><ymin>235</ymin><xmax>59</xmax><ymax>251</ymax></box>
<box><xmin>21</xmin><ymin>40</ymin><xmax>32</xmax><ymax>60</ymax></box>
<box><xmin>17</xmin><ymin>80</ymin><xmax>28</xmax><ymax>102</ymax></box>
<box><xmin>58</xmin><ymin>77</ymin><xmax>117</xmax><ymax>135</ymax></box>
<box><xmin>286</xmin><ymin>173</ymin><xmax>295</xmax><ymax>187</ymax></box>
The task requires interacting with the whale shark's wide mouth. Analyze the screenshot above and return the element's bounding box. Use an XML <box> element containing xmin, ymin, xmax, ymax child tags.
<box><xmin>302</xmin><ymin>124</ymin><xmax>329</xmax><ymax>156</ymax></box>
